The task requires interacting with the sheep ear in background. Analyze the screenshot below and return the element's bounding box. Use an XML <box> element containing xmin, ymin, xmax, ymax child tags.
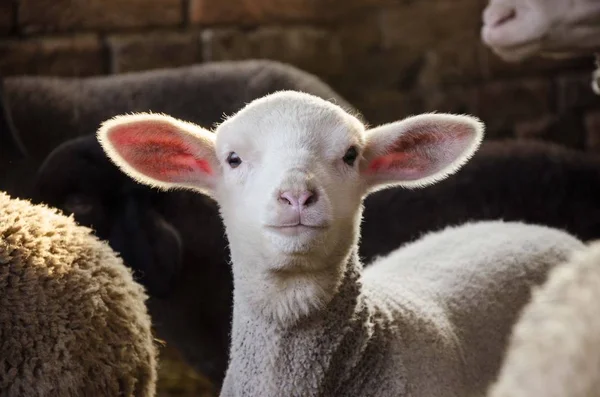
<box><xmin>97</xmin><ymin>113</ymin><xmax>220</xmax><ymax>197</ymax></box>
<box><xmin>361</xmin><ymin>113</ymin><xmax>484</xmax><ymax>193</ymax></box>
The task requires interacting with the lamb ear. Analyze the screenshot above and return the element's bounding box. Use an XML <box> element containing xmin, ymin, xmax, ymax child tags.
<box><xmin>97</xmin><ymin>113</ymin><xmax>219</xmax><ymax>197</ymax></box>
<box><xmin>361</xmin><ymin>113</ymin><xmax>484</xmax><ymax>193</ymax></box>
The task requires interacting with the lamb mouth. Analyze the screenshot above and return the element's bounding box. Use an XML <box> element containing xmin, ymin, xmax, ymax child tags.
<box><xmin>266</xmin><ymin>223</ymin><xmax>328</xmax><ymax>229</ymax></box>
<box><xmin>265</xmin><ymin>223</ymin><xmax>328</xmax><ymax>235</ymax></box>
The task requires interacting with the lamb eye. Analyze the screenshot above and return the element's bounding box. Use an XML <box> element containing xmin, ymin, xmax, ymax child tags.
<box><xmin>342</xmin><ymin>146</ymin><xmax>358</xmax><ymax>166</ymax></box>
<box><xmin>227</xmin><ymin>152</ymin><xmax>242</xmax><ymax>168</ymax></box>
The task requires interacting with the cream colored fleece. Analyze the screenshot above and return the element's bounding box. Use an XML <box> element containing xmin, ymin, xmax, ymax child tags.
<box><xmin>488</xmin><ymin>240</ymin><xmax>600</xmax><ymax>397</ymax></box>
<box><xmin>221</xmin><ymin>221</ymin><xmax>584</xmax><ymax>397</ymax></box>
<box><xmin>0</xmin><ymin>191</ymin><xmax>157</xmax><ymax>397</ymax></box>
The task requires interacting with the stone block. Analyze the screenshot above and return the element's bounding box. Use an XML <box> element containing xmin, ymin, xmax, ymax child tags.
<box><xmin>108</xmin><ymin>31</ymin><xmax>203</xmax><ymax>73</ymax></box>
<box><xmin>0</xmin><ymin>35</ymin><xmax>105</xmax><ymax>76</ymax></box>
<box><xmin>201</xmin><ymin>26</ymin><xmax>343</xmax><ymax>79</ymax></box>
<box><xmin>379</xmin><ymin>1</ymin><xmax>483</xmax><ymax>87</ymax></box>
<box><xmin>190</xmin><ymin>0</ymin><xmax>383</xmax><ymax>25</ymax></box>
<box><xmin>19</xmin><ymin>0</ymin><xmax>182</xmax><ymax>33</ymax></box>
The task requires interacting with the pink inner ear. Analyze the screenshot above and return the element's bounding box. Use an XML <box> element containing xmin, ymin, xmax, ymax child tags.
<box><xmin>367</xmin><ymin>151</ymin><xmax>425</xmax><ymax>177</ymax></box>
<box><xmin>366</xmin><ymin>125</ymin><xmax>471</xmax><ymax>181</ymax></box>
<box><xmin>109</xmin><ymin>122</ymin><xmax>212</xmax><ymax>183</ymax></box>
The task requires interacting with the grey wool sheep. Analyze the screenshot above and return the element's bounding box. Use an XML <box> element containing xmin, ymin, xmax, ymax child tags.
<box><xmin>1</xmin><ymin>59</ymin><xmax>353</xmax><ymax>161</ymax></box>
<box><xmin>95</xmin><ymin>90</ymin><xmax>584</xmax><ymax>397</ymax></box>
<box><xmin>0</xmin><ymin>191</ymin><xmax>157</xmax><ymax>397</ymax></box>
<box><xmin>487</xmin><ymin>240</ymin><xmax>600</xmax><ymax>397</ymax></box>
<box><xmin>0</xmin><ymin>59</ymin><xmax>354</xmax><ymax>198</ymax></box>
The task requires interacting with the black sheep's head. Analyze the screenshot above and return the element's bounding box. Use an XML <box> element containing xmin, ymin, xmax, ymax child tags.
<box><xmin>32</xmin><ymin>135</ymin><xmax>183</xmax><ymax>298</ymax></box>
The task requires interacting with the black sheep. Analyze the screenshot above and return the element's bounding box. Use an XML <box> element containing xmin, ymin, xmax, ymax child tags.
<box><xmin>32</xmin><ymin>134</ymin><xmax>600</xmax><ymax>390</ymax></box>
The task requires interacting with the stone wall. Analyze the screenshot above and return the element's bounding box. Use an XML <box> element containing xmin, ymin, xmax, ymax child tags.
<box><xmin>2</xmin><ymin>0</ymin><xmax>600</xmax><ymax>151</ymax></box>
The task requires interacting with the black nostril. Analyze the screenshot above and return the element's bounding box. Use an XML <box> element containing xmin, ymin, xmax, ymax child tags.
<box><xmin>304</xmin><ymin>191</ymin><xmax>318</xmax><ymax>206</ymax></box>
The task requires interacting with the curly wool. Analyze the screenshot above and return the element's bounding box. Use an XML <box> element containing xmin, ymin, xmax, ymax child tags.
<box><xmin>0</xmin><ymin>191</ymin><xmax>157</xmax><ymax>397</ymax></box>
<box><xmin>488</xmin><ymin>241</ymin><xmax>600</xmax><ymax>397</ymax></box>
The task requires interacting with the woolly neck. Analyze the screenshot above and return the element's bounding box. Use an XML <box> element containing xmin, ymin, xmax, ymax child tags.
<box><xmin>223</xmin><ymin>249</ymin><xmax>392</xmax><ymax>396</ymax></box>
<box><xmin>229</xmin><ymin>241</ymin><xmax>363</xmax><ymax>326</ymax></box>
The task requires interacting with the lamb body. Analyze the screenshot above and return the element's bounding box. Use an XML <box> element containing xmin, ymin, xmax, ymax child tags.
<box><xmin>360</xmin><ymin>221</ymin><xmax>584</xmax><ymax>396</ymax></box>
<box><xmin>0</xmin><ymin>191</ymin><xmax>157</xmax><ymax>397</ymax></box>
<box><xmin>218</xmin><ymin>221</ymin><xmax>584</xmax><ymax>397</ymax></box>
<box><xmin>488</xmin><ymin>240</ymin><xmax>600</xmax><ymax>397</ymax></box>
<box><xmin>95</xmin><ymin>90</ymin><xmax>584</xmax><ymax>396</ymax></box>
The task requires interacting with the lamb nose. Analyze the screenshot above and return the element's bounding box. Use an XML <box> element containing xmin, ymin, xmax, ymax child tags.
<box><xmin>279</xmin><ymin>190</ymin><xmax>318</xmax><ymax>208</ymax></box>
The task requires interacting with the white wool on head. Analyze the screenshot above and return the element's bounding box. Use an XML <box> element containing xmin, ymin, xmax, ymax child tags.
<box><xmin>97</xmin><ymin>90</ymin><xmax>484</xmax><ymax>324</ymax></box>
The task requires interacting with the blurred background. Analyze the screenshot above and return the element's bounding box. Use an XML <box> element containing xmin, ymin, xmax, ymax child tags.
<box><xmin>1</xmin><ymin>1</ymin><xmax>599</xmax><ymax>396</ymax></box>
<box><xmin>1</xmin><ymin>0</ymin><xmax>600</xmax><ymax>149</ymax></box>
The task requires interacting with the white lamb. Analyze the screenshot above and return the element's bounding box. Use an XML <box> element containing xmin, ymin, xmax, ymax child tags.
<box><xmin>95</xmin><ymin>91</ymin><xmax>584</xmax><ymax>397</ymax></box>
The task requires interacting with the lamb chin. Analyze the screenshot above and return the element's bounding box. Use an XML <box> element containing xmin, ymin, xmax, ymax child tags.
<box><xmin>265</xmin><ymin>228</ymin><xmax>327</xmax><ymax>254</ymax></box>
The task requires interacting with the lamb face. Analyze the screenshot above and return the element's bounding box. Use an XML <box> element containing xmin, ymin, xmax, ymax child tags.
<box><xmin>212</xmin><ymin>93</ymin><xmax>366</xmax><ymax>269</ymax></box>
<box><xmin>98</xmin><ymin>91</ymin><xmax>483</xmax><ymax>273</ymax></box>
<box><xmin>99</xmin><ymin>91</ymin><xmax>483</xmax><ymax>268</ymax></box>
<box><xmin>96</xmin><ymin>92</ymin><xmax>490</xmax><ymax>395</ymax></box>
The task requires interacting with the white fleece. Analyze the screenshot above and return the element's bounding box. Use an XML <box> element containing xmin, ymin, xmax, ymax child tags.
<box><xmin>488</xmin><ymin>240</ymin><xmax>600</xmax><ymax>397</ymax></box>
<box><xmin>221</xmin><ymin>221</ymin><xmax>584</xmax><ymax>397</ymax></box>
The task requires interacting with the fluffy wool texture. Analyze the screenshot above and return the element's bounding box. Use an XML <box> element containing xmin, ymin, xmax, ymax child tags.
<box><xmin>94</xmin><ymin>91</ymin><xmax>586</xmax><ymax>396</ymax></box>
<box><xmin>0</xmin><ymin>191</ymin><xmax>157</xmax><ymax>397</ymax></box>
<box><xmin>488</xmin><ymin>240</ymin><xmax>600</xmax><ymax>397</ymax></box>
<box><xmin>221</xmin><ymin>221</ymin><xmax>583</xmax><ymax>397</ymax></box>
